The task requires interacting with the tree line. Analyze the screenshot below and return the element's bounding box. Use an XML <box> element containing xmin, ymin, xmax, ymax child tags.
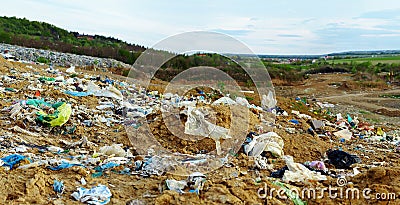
<box><xmin>0</xmin><ymin>16</ymin><xmax>144</xmax><ymax>64</ymax></box>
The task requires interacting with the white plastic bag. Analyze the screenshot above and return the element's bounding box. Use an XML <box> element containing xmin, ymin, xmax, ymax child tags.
<box><xmin>184</xmin><ymin>106</ymin><xmax>231</xmax><ymax>154</ymax></box>
<box><xmin>282</xmin><ymin>155</ymin><xmax>327</xmax><ymax>183</ymax></box>
<box><xmin>235</xmin><ymin>97</ymin><xmax>250</xmax><ymax>107</ymax></box>
<box><xmin>261</xmin><ymin>91</ymin><xmax>277</xmax><ymax>109</ymax></box>
<box><xmin>245</xmin><ymin>132</ymin><xmax>284</xmax><ymax>157</ymax></box>
<box><xmin>99</xmin><ymin>144</ymin><xmax>126</xmax><ymax>157</ymax></box>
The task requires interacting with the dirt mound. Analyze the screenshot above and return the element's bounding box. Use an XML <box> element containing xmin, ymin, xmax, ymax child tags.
<box><xmin>145</xmin><ymin>105</ymin><xmax>260</xmax><ymax>155</ymax></box>
<box><xmin>374</xmin><ymin>108</ymin><xmax>400</xmax><ymax>117</ymax></box>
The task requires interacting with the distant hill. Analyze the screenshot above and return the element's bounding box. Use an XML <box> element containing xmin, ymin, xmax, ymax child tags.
<box><xmin>0</xmin><ymin>16</ymin><xmax>145</xmax><ymax>64</ymax></box>
<box><xmin>328</xmin><ymin>50</ymin><xmax>400</xmax><ymax>56</ymax></box>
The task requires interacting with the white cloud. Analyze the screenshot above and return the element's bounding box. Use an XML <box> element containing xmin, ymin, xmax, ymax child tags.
<box><xmin>0</xmin><ymin>0</ymin><xmax>400</xmax><ymax>54</ymax></box>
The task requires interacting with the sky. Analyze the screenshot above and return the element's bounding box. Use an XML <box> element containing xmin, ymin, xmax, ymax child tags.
<box><xmin>1</xmin><ymin>0</ymin><xmax>400</xmax><ymax>54</ymax></box>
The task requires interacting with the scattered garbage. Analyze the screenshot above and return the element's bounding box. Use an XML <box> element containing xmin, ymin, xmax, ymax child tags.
<box><xmin>261</xmin><ymin>91</ymin><xmax>277</xmax><ymax>109</ymax></box>
<box><xmin>333</xmin><ymin>129</ymin><xmax>352</xmax><ymax>141</ymax></box>
<box><xmin>166</xmin><ymin>179</ymin><xmax>187</xmax><ymax>193</ymax></box>
<box><xmin>187</xmin><ymin>172</ymin><xmax>206</xmax><ymax>194</ymax></box>
<box><xmin>327</xmin><ymin>149</ymin><xmax>361</xmax><ymax>169</ymax></box>
<box><xmin>87</xmin><ymin>81</ymin><xmax>123</xmax><ymax>100</ymax></box>
<box><xmin>53</xmin><ymin>179</ymin><xmax>64</xmax><ymax>195</ymax></box>
<box><xmin>235</xmin><ymin>97</ymin><xmax>250</xmax><ymax>107</ymax></box>
<box><xmin>93</xmin><ymin>162</ymin><xmax>121</xmax><ymax>177</ymax></box>
<box><xmin>36</xmin><ymin>103</ymin><xmax>72</xmax><ymax>127</ymax></box>
<box><xmin>376</xmin><ymin>127</ymin><xmax>385</xmax><ymax>136</ymax></box>
<box><xmin>0</xmin><ymin>52</ymin><xmax>397</xmax><ymax>204</ymax></box>
<box><xmin>99</xmin><ymin>144</ymin><xmax>126</xmax><ymax>157</ymax></box>
<box><xmin>12</xmin><ymin>126</ymin><xmax>40</xmax><ymax>137</ymax></box>
<box><xmin>166</xmin><ymin>172</ymin><xmax>206</xmax><ymax>194</ymax></box>
<box><xmin>66</xmin><ymin>65</ymin><xmax>76</xmax><ymax>74</ymax></box>
<box><xmin>306</xmin><ymin>161</ymin><xmax>326</xmax><ymax>171</ymax></box>
<box><xmin>282</xmin><ymin>155</ymin><xmax>327</xmax><ymax>183</ymax></box>
<box><xmin>244</xmin><ymin>132</ymin><xmax>284</xmax><ymax>157</ymax></box>
<box><xmin>48</xmin><ymin>161</ymin><xmax>84</xmax><ymax>171</ymax></box>
<box><xmin>71</xmin><ymin>184</ymin><xmax>112</xmax><ymax>205</ymax></box>
<box><xmin>289</xmin><ymin>119</ymin><xmax>299</xmax><ymax>125</ymax></box>
<box><xmin>311</xmin><ymin>119</ymin><xmax>325</xmax><ymax>130</ymax></box>
<box><xmin>1</xmin><ymin>154</ymin><xmax>29</xmax><ymax>170</ymax></box>
<box><xmin>212</xmin><ymin>96</ymin><xmax>237</xmax><ymax>105</ymax></box>
<box><xmin>64</xmin><ymin>90</ymin><xmax>91</xmax><ymax>97</ymax></box>
<box><xmin>271</xmin><ymin>166</ymin><xmax>289</xmax><ymax>178</ymax></box>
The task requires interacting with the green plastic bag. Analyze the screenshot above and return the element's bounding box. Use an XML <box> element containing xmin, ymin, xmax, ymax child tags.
<box><xmin>38</xmin><ymin>77</ymin><xmax>55</xmax><ymax>82</ymax></box>
<box><xmin>26</xmin><ymin>99</ymin><xmax>52</xmax><ymax>108</ymax></box>
<box><xmin>36</xmin><ymin>103</ymin><xmax>72</xmax><ymax>127</ymax></box>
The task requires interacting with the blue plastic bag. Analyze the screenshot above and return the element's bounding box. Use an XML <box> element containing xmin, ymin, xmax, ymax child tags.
<box><xmin>53</xmin><ymin>179</ymin><xmax>64</xmax><ymax>194</ymax></box>
<box><xmin>1</xmin><ymin>154</ymin><xmax>28</xmax><ymax>169</ymax></box>
<box><xmin>48</xmin><ymin>161</ymin><xmax>83</xmax><ymax>171</ymax></box>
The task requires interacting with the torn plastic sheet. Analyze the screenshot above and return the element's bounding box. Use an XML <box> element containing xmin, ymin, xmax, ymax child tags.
<box><xmin>311</xmin><ymin>119</ymin><xmax>325</xmax><ymax>130</ymax></box>
<box><xmin>166</xmin><ymin>179</ymin><xmax>187</xmax><ymax>193</ymax></box>
<box><xmin>17</xmin><ymin>160</ymin><xmax>47</xmax><ymax>169</ymax></box>
<box><xmin>1</xmin><ymin>154</ymin><xmax>29</xmax><ymax>170</ymax></box>
<box><xmin>235</xmin><ymin>97</ymin><xmax>250</xmax><ymax>107</ymax></box>
<box><xmin>261</xmin><ymin>91</ymin><xmax>277</xmax><ymax>109</ymax></box>
<box><xmin>141</xmin><ymin>155</ymin><xmax>178</xmax><ymax>176</ymax></box>
<box><xmin>244</xmin><ymin>132</ymin><xmax>284</xmax><ymax>157</ymax></box>
<box><xmin>184</xmin><ymin>106</ymin><xmax>231</xmax><ymax>155</ymax></box>
<box><xmin>187</xmin><ymin>172</ymin><xmax>206</xmax><ymax>194</ymax></box>
<box><xmin>333</xmin><ymin>129</ymin><xmax>352</xmax><ymax>141</ymax></box>
<box><xmin>71</xmin><ymin>184</ymin><xmax>112</xmax><ymax>205</ymax></box>
<box><xmin>66</xmin><ymin>65</ymin><xmax>76</xmax><ymax>74</ymax></box>
<box><xmin>60</xmin><ymin>136</ymin><xmax>97</xmax><ymax>148</ymax></box>
<box><xmin>166</xmin><ymin>172</ymin><xmax>206</xmax><ymax>194</ymax></box>
<box><xmin>212</xmin><ymin>97</ymin><xmax>237</xmax><ymax>105</ymax></box>
<box><xmin>64</xmin><ymin>90</ymin><xmax>91</xmax><ymax>97</ymax></box>
<box><xmin>99</xmin><ymin>144</ymin><xmax>126</xmax><ymax>157</ymax></box>
<box><xmin>282</xmin><ymin>155</ymin><xmax>327</xmax><ymax>183</ymax></box>
<box><xmin>48</xmin><ymin>161</ymin><xmax>84</xmax><ymax>171</ymax></box>
<box><xmin>87</xmin><ymin>81</ymin><xmax>123</xmax><ymax>100</ymax></box>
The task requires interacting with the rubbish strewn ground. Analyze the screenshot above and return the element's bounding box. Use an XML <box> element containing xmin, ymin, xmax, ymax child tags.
<box><xmin>0</xmin><ymin>56</ymin><xmax>399</xmax><ymax>204</ymax></box>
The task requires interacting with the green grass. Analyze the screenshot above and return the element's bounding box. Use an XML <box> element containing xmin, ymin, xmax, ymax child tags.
<box><xmin>327</xmin><ymin>55</ymin><xmax>400</xmax><ymax>64</ymax></box>
<box><xmin>380</xmin><ymin>94</ymin><xmax>400</xmax><ymax>99</ymax></box>
<box><xmin>359</xmin><ymin>110</ymin><xmax>370</xmax><ymax>114</ymax></box>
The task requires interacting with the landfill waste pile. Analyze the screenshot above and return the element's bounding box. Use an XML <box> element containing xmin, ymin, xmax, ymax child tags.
<box><xmin>0</xmin><ymin>55</ymin><xmax>399</xmax><ymax>205</ymax></box>
<box><xmin>0</xmin><ymin>43</ymin><xmax>132</xmax><ymax>68</ymax></box>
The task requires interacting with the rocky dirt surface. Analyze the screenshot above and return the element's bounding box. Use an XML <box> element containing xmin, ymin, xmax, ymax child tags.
<box><xmin>0</xmin><ymin>57</ymin><xmax>399</xmax><ymax>204</ymax></box>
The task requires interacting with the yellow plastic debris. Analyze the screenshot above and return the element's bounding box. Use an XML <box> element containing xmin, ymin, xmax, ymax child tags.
<box><xmin>376</xmin><ymin>127</ymin><xmax>384</xmax><ymax>136</ymax></box>
<box><xmin>36</xmin><ymin>103</ymin><xmax>72</xmax><ymax>127</ymax></box>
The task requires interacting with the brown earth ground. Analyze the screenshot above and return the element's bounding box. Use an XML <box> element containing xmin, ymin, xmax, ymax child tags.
<box><xmin>0</xmin><ymin>58</ymin><xmax>399</xmax><ymax>204</ymax></box>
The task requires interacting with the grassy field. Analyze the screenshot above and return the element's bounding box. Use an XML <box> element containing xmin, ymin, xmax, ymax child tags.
<box><xmin>327</xmin><ymin>55</ymin><xmax>400</xmax><ymax>64</ymax></box>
